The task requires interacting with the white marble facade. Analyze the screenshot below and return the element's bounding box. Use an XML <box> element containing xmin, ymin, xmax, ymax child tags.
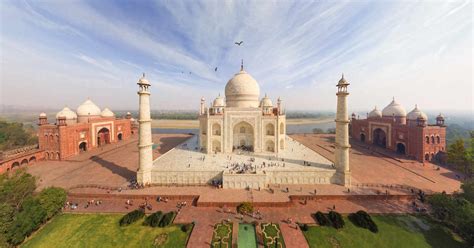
<box><xmin>199</xmin><ymin>64</ymin><xmax>286</xmax><ymax>154</ymax></box>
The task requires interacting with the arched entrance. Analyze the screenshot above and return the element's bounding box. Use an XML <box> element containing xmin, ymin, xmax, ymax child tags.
<box><xmin>212</xmin><ymin>140</ymin><xmax>221</xmax><ymax>153</ymax></box>
<box><xmin>266</xmin><ymin>123</ymin><xmax>275</xmax><ymax>136</ymax></box>
<box><xmin>266</xmin><ymin>140</ymin><xmax>275</xmax><ymax>152</ymax></box>
<box><xmin>396</xmin><ymin>143</ymin><xmax>406</xmax><ymax>155</ymax></box>
<box><xmin>29</xmin><ymin>157</ymin><xmax>36</xmax><ymax>164</ymax></box>
<box><xmin>12</xmin><ymin>162</ymin><xmax>20</xmax><ymax>168</ymax></box>
<box><xmin>21</xmin><ymin>159</ymin><xmax>28</xmax><ymax>166</ymax></box>
<box><xmin>360</xmin><ymin>133</ymin><xmax>366</xmax><ymax>143</ymax></box>
<box><xmin>373</xmin><ymin>128</ymin><xmax>387</xmax><ymax>148</ymax></box>
<box><xmin>97</xmin><ymin>128</ymin><xmax>110</xmax><ymax>146</ymax></box>
<box><xmin>79</xmin><ymin>142</ymin><xmax>87</xmax><ymax>152</ymax></box>
<box><xmin>233</xmin><ymin>121</ymin><xmax>254</xmax><ymax>152</ymax></box>
<box><xmin>117</xmin><ymin>133</ymin><xmax>123</xmax><ymax>141</ymax></box>
<box><xmin>212</xmin><ymin>123</ymin><xmax>221</xmax><ymax>136</ymax></box>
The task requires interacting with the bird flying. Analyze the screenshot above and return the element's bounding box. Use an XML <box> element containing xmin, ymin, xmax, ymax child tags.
<box><xmin>234</xmin><ymin>41</ymin><xmax>243</xmax><ymax>46</ymax></box>
<box><xmin>214</xmin><ymin>67</ymin><xmax>218</xmax><ymax>72</ymax></box>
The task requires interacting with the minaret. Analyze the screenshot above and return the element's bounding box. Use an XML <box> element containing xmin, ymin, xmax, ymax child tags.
<box><xmin>277</xmin><ymin>97</ymin><xmax>282</xmax><ymax>115</ymax></box>
<box><xmin>137</xmin><ymin>73</ymin><xmax>153</xmax><ymax>185</ymax></box>
<box><xmin>335</xmin><ymin>74</ymin><xmax>351</xmax><ymax>187</ymax></box>
<box><xmin>200</xmin><ymin>97</ymin><xmax>205</xmax><ymax>115</ymax></box>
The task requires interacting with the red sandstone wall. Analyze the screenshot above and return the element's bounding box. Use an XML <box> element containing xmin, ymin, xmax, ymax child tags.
<box><xmin>0</xmin><ymin>150</ymin><xmax>45</xmax><ymax>173</ymax></box>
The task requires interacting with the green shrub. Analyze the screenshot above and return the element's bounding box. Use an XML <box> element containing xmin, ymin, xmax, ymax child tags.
<box><xmin>143</xmin><ymin>211</ymin><xmax>163</xmax><ymax>227</ymax></box>
<box><xmin>7</xmin><ymin>197</ymin><xmax>46</xmax><ymax>245</ymax></box>
<box><xmin>119</xmin><ymin>209</ymin><xmax>144</xmax><ymax>226</ymax></box>
<box><xmin>314</xmin><ymin>211</ymin><xmax>331</xmax><ymax>226</ymax></box>
<box><xmin>37</xmin><ymin>187</ymin><xmax>67</xmax><ymax>220</ymax></box>
<box><xmin>328</xmin><ymin>211</ymin><xmax>344</xmax><ymax>229</ymax></box>
<box><xmin>181</xmin><ymin>223</ymin><xmax>193</xmax><ymax>232</ymax></box>
<box><xmin>158</xmin><ymin>211</ymin><xmax>176</xmax><ymax>227</ymax></box>
<box><xmin>299</xmin><ymin>223</ymin><xmax>309</xmax><ymax>231</ymax></box>
<box><xmin>236</xmin><ymin>202</ymin><xmax>254</xmax><ymax>214</ymax></box>
<box><xmin>348</xmin><ymin>210</ymin><xmax>378</xmax><ymax>233</ymax></box>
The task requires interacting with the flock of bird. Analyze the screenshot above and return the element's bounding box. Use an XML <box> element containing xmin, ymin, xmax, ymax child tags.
<box><xmin>181</xmin><ymin>41</ymin><xmax>244</xmax><ymax>75</ymax></box>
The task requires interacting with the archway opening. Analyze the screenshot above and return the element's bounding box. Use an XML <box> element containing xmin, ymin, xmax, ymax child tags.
<box><xmin>212</xmin><ymin>140</ymin><xmax>221</xmax><ymax>153</ymax></box>
<box><xmin>266</xmin><ymin>140</ymin><xmax>275</xmax><ymax>152</ymax></box>
<box><xmin>279</xmin><ymin>122</ymin><xmax>285</xmax><ymax>134</ymax></box>
<box><xmin>280</xmin><ymin>139</ymin><xmax>284</xmax><ymax>150</ymax></box>
<box><xmin>118</xmin><ymin>133</ymin><xmax>123</xmax><ymax>141</ymax></box>
<box><xmin>97</xmin><ymin>128</ymin><xmax>110</xmax><ymax>146</ymax></box>
<box><xmin>12</xmin><ymin>162</ymin><xmax>20</xmax><ymax>168</ymax></box>
<box><xmin>29</xmin><ymin>157</ymin><xmax>36</xmax><ymax>164</ymax></box>
<box><xmin>373</xmin><ymin>128</ymin><xmax>387</xmax><ymax>148</ymax></box>
<box><xmin>266</xmin><ymin>123</ymin><xmax>275</xmax><ymax>136</ymax></box>
<box><xmin>425</xmin><ymin>153</ymin><xmax>429</xmax><ymax>161</ymax></box>
<box><xmin>79</xmin><ymin>142</ymin><xmax>87</xmax><ymax>152</ymax></box>
<box><xmin>396</xmin><ymin>143</ymin><xmax>406</xmax><ymax>155</ymax></box>
<box><xmin>212</xmin><ymin>123</ymin><xmax>221</xmax><ymax>136</ymax></box>
<box><xmin>360</xmin><ymin>133</ymin><xmax>366</xmax><ymax>143</ymax></box>
<box><xmin>233</xmin><ymin>121</ymin><xmax>254</xmax><ymax>152</ymax></box>
<box><xmin>21</xmin><ymin>159</ymin><xmax>28</xmax><ymax>166</ymax></box>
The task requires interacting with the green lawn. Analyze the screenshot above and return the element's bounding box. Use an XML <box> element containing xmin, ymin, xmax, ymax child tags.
<box><xmin>22</xmin><ymin>213</ymin><xmax>192</xmax><ymax>248</ymax></box>
<box><xmin>302</xmin><ymin>215</ymin><xmax>468</xmax><ymax>248</ymax></box>
<box><xmin>261</xmin><ymin>223</ymin><xmax>286</xmax><ymax>248</ymax></box>
<box><xmin>211</xmin><ymin>222</ymin><xmax>233</xmax><ymax>248</ymax></box>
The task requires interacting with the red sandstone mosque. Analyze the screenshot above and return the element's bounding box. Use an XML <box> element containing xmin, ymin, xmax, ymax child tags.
<box><xmin>350</xmin><ymin>98</ymin><xmax>446</xmax><ymax>163</ymax></box>
<box><xmin>37</xmin><ymin>99</ymin><xmax>136</xmax><ymax>160</ymax></box>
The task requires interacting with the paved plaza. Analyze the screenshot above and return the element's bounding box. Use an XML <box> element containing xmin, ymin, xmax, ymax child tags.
<box><xmin>24</xmin><ymin>133</ymin><xmax>462</xmax><ymax>248</ymax></box>
<box><xmin>150</xmin><ymin>135</ymin><xmax>336</xmax><ymax>188</ymax></box>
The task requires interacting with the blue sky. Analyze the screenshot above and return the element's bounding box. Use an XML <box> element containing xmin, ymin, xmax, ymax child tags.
<box><xmin>0</xmin><ymin>0</ymin><xmax>472</xmax><ymax>113</ymax></box>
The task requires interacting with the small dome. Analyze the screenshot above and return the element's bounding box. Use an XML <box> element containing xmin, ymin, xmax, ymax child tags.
<box><xmin>337</xmin><ymin>74</ymin><xmax>348</xmax><ymax>85</ymax></box>
<box><xmin>436</xmin><ymin>113</ymin><xmax>445</xmax><ymax>120</ymax></box>
<box><xmin>260</xmin><ymin>94</ymin><xmax>273</xmax><ymax>107</ymax></box>
<box><xmin>368</xmin><ymin>106</ymin><xmax>382</xmax><ymax>118</ymax></box>
<box><xmin>213</xmin><ymin>94</ymin><xmax>225</xmax><ymax>107</ymax></box>
<box><xmin>56</xmin><ymin>107</ymin><xmax>77</xmax><ymax>120</ymax></box>
<box><xmin>382</xmin><ymin>98</ymin><xmax>406</xmax><ymax>117</ymax></box>
<box><xmin>77</xmin><ymin>99</ymin><xmax>101</xmax><ymax>116</ymax></box>
<box><xmin>138</xmin><ymin>73</ymin><xmax>150</xmax><ymax>85</ymax></box>
<box><xmin>225</xmin><ymin>68</ymin><xmax>260</xmax><ymax>108</ymax></box>
<box><xmin>39</xmin><ymin>112</ymin><xmax>47</xmax><ymax>117</ymax></box>
<box><xmin>101</xmin><ymin>108</ymin><xmax>115</xmax><ymax>117</ymax></box>
<box><xmin>407</xmin><ymin>105</ymin><xmax>427</xmax><ymax>120</ymax></box>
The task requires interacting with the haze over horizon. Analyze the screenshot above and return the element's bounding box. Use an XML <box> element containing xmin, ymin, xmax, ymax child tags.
<box><xmin>0</xmin><ymin>0</ymin><xmax>472</xmax><ymax>113</ymax></box>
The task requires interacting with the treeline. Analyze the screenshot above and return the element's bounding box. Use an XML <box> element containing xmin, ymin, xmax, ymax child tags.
<box><xmin>447</xmin><ymin>131</ymin><xmax>473</xmax><ymax>177</ymax></box>
<box><xmin>0</xmin><ymin>169</ymin><xmax>67</xmax><ymax>246</ymax></box>
<box><xmin>446</xmin><ymin>124</ymin><xmax>472</xmax><ymax>146</ymax></box>
<box><xmin>428</xmin><ymin>179</ymin><xmax>474</xmax><ymax>245</ymax></box>
<box><xmin>286</xmin><ymin>111</ymin><xmax>334</xmax><ymax>119</ymax></box>
<box><xmin>0</xmin><ymin>120</ymin><xmax>38</xmax><ymax>151</ymax></box>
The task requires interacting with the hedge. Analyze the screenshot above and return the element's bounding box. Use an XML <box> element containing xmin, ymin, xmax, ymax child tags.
<box><xmin>348</xmin><ymin>210</ymin><xmax>378</xmax><ymax>233</ymax></box>
<box><xmin>158</xmin><ymin>211</ymin><xmax>177</xmax><ymax>227</ymax></box>
<box><xmin>314</xmin><ymin>211</ymin><xmax>332</xmax><ymax>227</ymax></box>
<box><xmin>119</xmin><ymin>209</ymin><xmax>145</xmax><ymax>226</ymax></box>
<box><xmin>143</xmin><ymin>211</ymin><xmax>163</xmax><ymax>227</ymax></box>
<box><xmin>328</xmin><ymin>211</ymin><xmax>345</xmax><ymax>229</ymax></box>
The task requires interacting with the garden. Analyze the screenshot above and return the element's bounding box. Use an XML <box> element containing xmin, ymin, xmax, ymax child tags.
<box><xmin>260</xmin><ymin>223</ymin><xmax>285</xmax><ymax>248</ymax></box>
<box><xmin>210</xmin><ymin>222</ymin><xmax>233</xmax><ymax>248</ymax></box>
<box><xmin>21</xmin><ymin>213</ymin><xmax>193</xmax><ymax>248</ymax></box>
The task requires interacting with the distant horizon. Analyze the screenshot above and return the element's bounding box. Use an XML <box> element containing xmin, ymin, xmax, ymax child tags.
<box><xmin>1</xmin><ymin>1</ymin><xmax>472</xmax><ymax>111</ymax></box>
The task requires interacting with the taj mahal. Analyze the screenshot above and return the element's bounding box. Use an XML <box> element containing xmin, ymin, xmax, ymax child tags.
<box><xmin>137</xmin><ymin>62</ymin><xmax>351</xmax><ymax>189</ymax></box>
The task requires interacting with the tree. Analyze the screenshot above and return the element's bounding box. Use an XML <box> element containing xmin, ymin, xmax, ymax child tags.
<box><xmin>236</xmin><ymin>202</ymin><xmax>254</xmax><ymax>214</ymax></box>
<box><xmin>7</xmin><ymin>197</ymin><xmax>46</xmax><ymax>245</ymax></box>
<box><xmin>461</xmin><ymin>179</ymin><xmax>474</xmax><ymax>204</ymax></box>
<box><xmin>312</xmin><ymin>128</ymin><xmax>324</xmax><ymax>134</ymax></box>
<box><xmin>0</xmin><ymin>169</ymin><xmax>36</xmax><ymax>210</ymax></box>
<box><xmin>37</xmin><ymin>187</ymin><xmax>67</xmax><ymax>219</ymax></box>
<box><xmin>447</xmin><ymin>139</ymin><xmax>470</xmax><ymax>176</ymax></box>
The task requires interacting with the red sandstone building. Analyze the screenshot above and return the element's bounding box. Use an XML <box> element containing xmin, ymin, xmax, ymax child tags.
<box><xmin>350</xmin><ymin>98</ymin><xmax>446</xmax><ymax>162</ymax></box>
<box><xmin>38</xmin><ymin>99</ymin><xmax>136</xmax><ymax>160</ymax></box>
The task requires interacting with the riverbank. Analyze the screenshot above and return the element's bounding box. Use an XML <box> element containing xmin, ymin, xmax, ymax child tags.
<box><xmin>151</xmin><ymin>118</ymin><xmax>334</xmax><ymax>129</ymax></box>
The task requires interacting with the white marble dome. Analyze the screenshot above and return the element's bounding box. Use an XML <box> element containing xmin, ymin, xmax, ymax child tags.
<box><xmin>368</xmin><ymin>106</ymin><xmax>382</xmax><ymax>118</ymax></box>
<box><xmin>225</xmin><ymin>69</ymin><xmax>260</xmax><ymax>108</ymax></box>
<box><xmin>138</xmin><ymin>73</ymin><xmax>150</xmax><ymax>85</ymax></box>
<box><xmin>382</xmin><ymin>98</ymin><xmax>406</xmax><ymax>117</ymax></box>
<box><xmin>39</xmin><ymin>112</ymin><xmax>47</xmax><ymax>117</ymax></box>
<box><xmin>101</xmin><ymin>108</ymin><xmax>115</xmax><ymax>117</ymax></box>
<box><xmin>407</xmin><ymin>105</ymin><xmax>427</xmax><ymax>120</ymax></box>
<box><xmin>77</xmin><ymin>99</ymin><xmax>101</xmax><ymax>116</ymax></box>
<box><xmin>260</xmin><ymin>94</ymin><xmax>273</xmax><ymax>107</ymax></box>
<box><xmin>213</xmin><ymin>94</ymin><xmax>225</xmax><ymax>107</ymax></box>
<box><xmin>56</xmin><ymin>107</ymin><xmax>77</xmax><ymax>120</ymax></box>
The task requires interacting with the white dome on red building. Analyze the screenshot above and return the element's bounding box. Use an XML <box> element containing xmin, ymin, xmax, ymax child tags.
<box><xmin>77</xmin><ymin>99</ymin><xmax>101</xmax><ymax>116</ymax></box>
<box><xmin>56</xmin><ymin>107</ymin><xmax>77</xmax><ymax>120</ymax></box>
<box><xmin>382</xmin><ymin>98</ymin><xmax>406</xmax><ymax>117</ymax></box>
<box><xmin>407</xmin><ymin>105</ymin><xmax>427</xmax><ymax>120</ymax></box>
<box><xmin>225</xmin><ymin>66</ymin><xmax>260</xmax><ymax>108</ymax></box>
<box><xmin>101</xmin><ymin>108</ymin><xmax>115</xmax><ymax>117</ymax></box>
